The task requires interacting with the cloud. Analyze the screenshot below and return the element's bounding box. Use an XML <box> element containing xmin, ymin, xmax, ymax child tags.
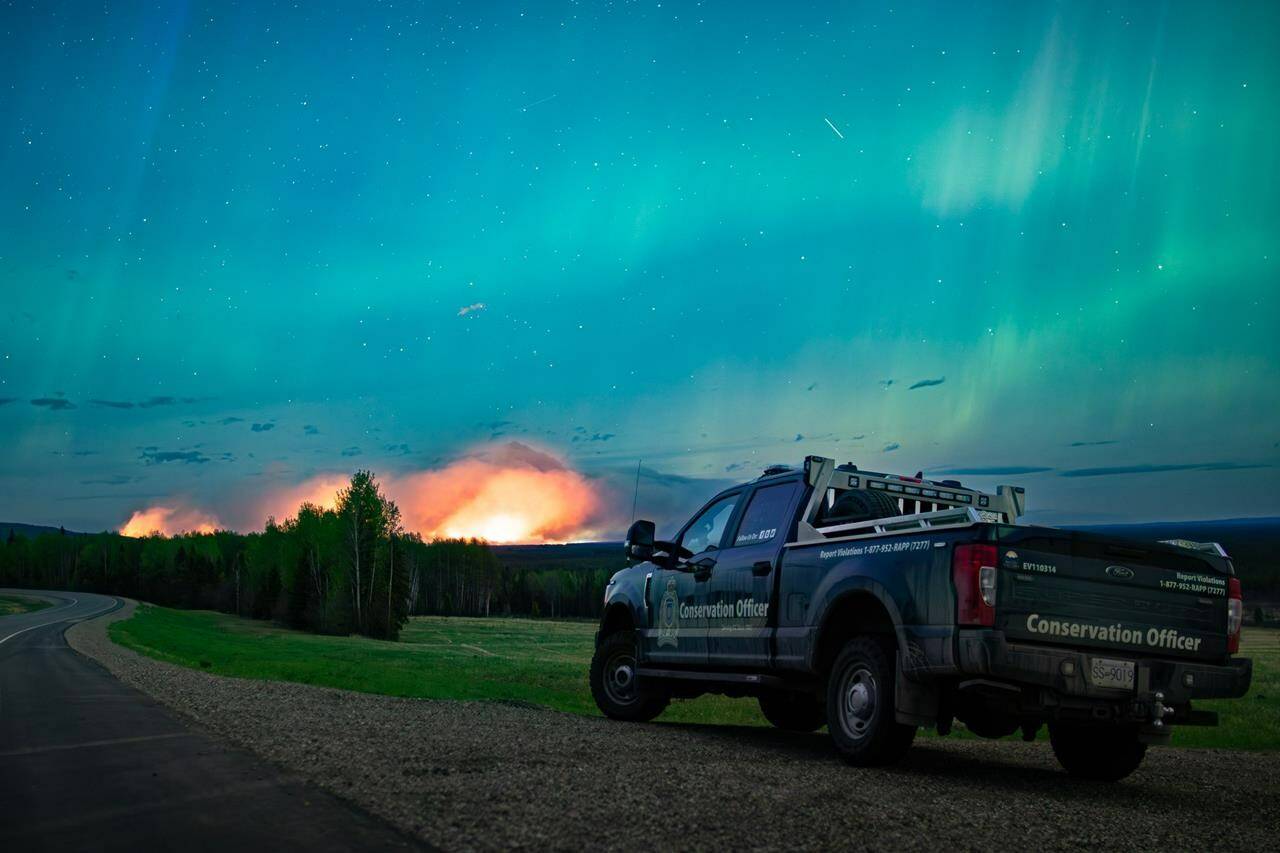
<box><xmin>251</xmin><ymin>422</ymin><xmax>275</xmax><ymax>432</ymax></box>
<box><xmin>218</xmin><ymin>416</ymin><xmax>244</xmax><ymax>425</ymax></box>
<box><xmin>908</xmin><ymin>377</ymin><xmax>946</xmax><ymax>390</ymax></box>
<box><xmin>31</xmin><ymin>397</ymin><xmax>75</xmax><ymax>410</ymax></box>
<box><xmin>0</xmin><ymin>397</ymin><xmax>16</xmax><ymax>405</ymax></box>
<box><xmin>931</xmin><ymin>466</ymin><xmax>1054</xmax><ymax>476</ymax></box>
<box><xmin>303</xmin><ymin>424</ymin><xmax>319</xmax><ymax>435</ymax></box>
<box><xmin>883</xmin><ymin>442</ymin><xmax>901</xmax><ymax>452</ymax></box>
<box><xmin>340</xmin><ymin>446</ymin><xmax>362</xmax><ymax>457</ymax></box>
<box><xmin>81</xmin><ymin>474</ymin><xmax>139</xmax><ymax>486</ymax></box>
<box><xmin>1059</xmin><ymin>462</ymin><xmax>1271</xmax><ymax>478</ymax></box>
<box><xmin>1069</xmin><ymin>440</ymin><xmax>1118</xmax><ymax>447</ymax></box>
<box><xmin>90</xmin><ymin>396</ymin><xmax>197</xmax><ymax>410</ymax></box>
<box><xmin>457</xmin><ymin>302</ymin><xmax>486</xmax><ymax>317</ymax></box>
<box><xmin>139</xmin><ymin>449</ymin><xmax>210</xmax><ymax>465</ymax></box>
<box><xmin>385</xmin><ymin>443</ymin><xmax>412</xmax><ymax>455</ymax></box>
<box><xmin>571</xmin><ymin>432</ymin><xmax>615</xmax><ymax>443</ymax></box>
<box><xmin>139</xmin><ymin>396</ymin><xmax>194</xmax><ymax>408</ymax></box>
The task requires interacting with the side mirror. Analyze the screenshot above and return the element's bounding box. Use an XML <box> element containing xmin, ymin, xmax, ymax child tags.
<box><xmin>625</xmin><ymin>519</ymin><xmax>656</xmax><ymax>562</ymax></box>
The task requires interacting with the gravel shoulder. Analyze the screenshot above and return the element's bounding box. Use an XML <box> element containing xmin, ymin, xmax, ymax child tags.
<box><xmin>69</xmin><ymin>602</ymin><xmax>1280</xmax><ymax>851</ymax></box>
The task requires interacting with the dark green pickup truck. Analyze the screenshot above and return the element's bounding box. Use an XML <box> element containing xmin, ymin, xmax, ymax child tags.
<box><xmin>591</xmin><ymin>456</ymin><xmax>1252</xmax><ymax>780</ymax></box>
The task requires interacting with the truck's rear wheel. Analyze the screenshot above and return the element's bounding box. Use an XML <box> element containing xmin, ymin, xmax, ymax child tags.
<box><xmin>758</xmin><ymin>690</ymin><xmax>826</xmax><ymax>732</ymax></box>
<box><xmin>1048</xmin><ymin>723</ymin><xmax>1147</xmax><ymax>781</ymax></box>
<box><xmin>590</xmin><ymin>630</ymin><xmax>669</xmax><ymax>722</ymax></box>
<box><xmin>826</xmin><ymin>636</ymin><xmax>917</xmax><ymax>765</ymax></box>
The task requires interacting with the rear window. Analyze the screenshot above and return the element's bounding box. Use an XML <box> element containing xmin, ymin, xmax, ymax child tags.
<box><xmin>732</xmin><ymin>482</ymin><xmax>798</xmax><ymax>546</ymax></box>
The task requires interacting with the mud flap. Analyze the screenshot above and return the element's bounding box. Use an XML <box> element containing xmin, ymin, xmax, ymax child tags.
<box><xmin>895</xmin><ymin>659</ymin><xmax>939</xmax><ymax>726</ymax></box>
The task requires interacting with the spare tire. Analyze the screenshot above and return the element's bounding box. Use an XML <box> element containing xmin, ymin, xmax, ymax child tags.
<box><xmin>820</xmin><ymin>489</ymin><xmax>902</xmax><ymax>526</ymax></box>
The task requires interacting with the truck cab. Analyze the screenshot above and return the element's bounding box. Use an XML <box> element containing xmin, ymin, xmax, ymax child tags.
<box><xmin>590</xmin><ymin>457</ymin><xmax>1252</xmax><ymax>780</ymax></box>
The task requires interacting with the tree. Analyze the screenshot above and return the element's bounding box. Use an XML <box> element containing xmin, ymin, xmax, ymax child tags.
<box><xmin>335</xmin><ymin>470</ymin><xmax>406</xmax><ymax>639</ymax></box>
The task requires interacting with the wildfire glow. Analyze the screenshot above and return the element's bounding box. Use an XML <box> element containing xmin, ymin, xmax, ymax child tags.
<box><xmin>401</xmin><ymin>458</ymin><xmax>601</xmax><ymax>543</ymax></box>
<box><xmin>257</xmin><ymin>475</ymin><xmax>348</xmax><ymax>523</ymax></box>
<box><xmin>267</xmin><ymin>443</ymin><xmax>605</xmax><ymax>544</ymax></box>
<box><xmin>120</xmin><ymin>506</ymin><xmax>222</xmax><ymax>537</ymax></box>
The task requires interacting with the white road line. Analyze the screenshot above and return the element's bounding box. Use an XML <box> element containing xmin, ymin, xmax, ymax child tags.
<box><xmin>0</xmin><ymin>731</ymin><xmax>194</xmax><ymax>757</ymax></box>
<box><xmin>824</xmin><ymin>117</ymin><xmax>845</xmax><ymax>139</ymax></box>
<box><xmin>0</xmin><ymin>596</ymin><xmax>118</xmax><ymax>646</ymax></box>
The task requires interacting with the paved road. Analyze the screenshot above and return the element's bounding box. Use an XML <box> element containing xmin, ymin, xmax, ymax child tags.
<box><xmin>0</xmin><ymin>589</ymin><xmax>424</xmax><ymax>852</ymax></box>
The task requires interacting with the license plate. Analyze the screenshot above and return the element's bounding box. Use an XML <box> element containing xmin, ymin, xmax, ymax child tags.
<box><xmin>1090</xmin><ymin>657</ymin><xmax>1136</xmax><ymax>690</ymax></box>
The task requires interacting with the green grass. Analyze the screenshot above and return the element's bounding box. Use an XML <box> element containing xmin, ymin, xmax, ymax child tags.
<box><xmin>110</xmin><ymin>606</ymin><xmax>1278</xmax><ymax>748</ymax></box>
<box><xmin>110</xmin><ymin>606</ymin><xmax>765</xmax><ymax>727</ymax></box>
<box><xmin>1169</xmin><ymin>627</ymin><xmax>1279</xmax><ymax>750</ymax></box>
<box><xmin>0</xmin><ymin>594</ymin><xmax>52</xmax><ymax>616</ymax></box>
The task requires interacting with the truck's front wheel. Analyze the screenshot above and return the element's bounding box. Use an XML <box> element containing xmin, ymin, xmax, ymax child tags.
<box><xmin>590</xmin><ymin>630</ymin><xmax>670</xmax><ymax>722</ymax></box>
<box><xmin>826</xmin><ymin>636</ymin><xmax>917</xmax><ymax>765</ymax></box>
<box><xmin>758</xmin><ymin>690</ymin><xmax>826</xmax><ymax>732</ymax></box>
<box><xmin>1048</xmin><ymin>723</ymin><xmax>1147</xmax><ymax>781</ymax></box>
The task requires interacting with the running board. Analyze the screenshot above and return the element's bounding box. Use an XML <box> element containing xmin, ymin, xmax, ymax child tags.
<box><xmin>636</xmin><ymin>667</ymin><xmax>790</xmax><ymax>689</ymax></box>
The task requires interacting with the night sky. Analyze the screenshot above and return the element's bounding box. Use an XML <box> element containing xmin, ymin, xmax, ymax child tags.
<box><xmin>1</xmin><ymin>1</ymin><xmax>1277</xmax><ymax>538</ymax></box>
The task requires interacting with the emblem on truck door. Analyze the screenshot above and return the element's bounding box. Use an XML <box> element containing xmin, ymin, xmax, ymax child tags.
<box><xmin>1105</xmin><ymin>565</ymin><xmax>1135</xmax><ymax>580</ymax></box>
<box><xmin>656</xmin><ymin>579</ymin><xmax>679</xmax><ymax>648</ymax></box>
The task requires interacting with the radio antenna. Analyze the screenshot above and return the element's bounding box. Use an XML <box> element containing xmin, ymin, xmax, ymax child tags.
<box><xmin>630</xmin><ymin>459</ymin><xmax>642</xmax><ymax>524</ymax></box>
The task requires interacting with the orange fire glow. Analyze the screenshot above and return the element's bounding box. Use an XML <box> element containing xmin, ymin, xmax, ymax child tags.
<box><xmin>120</xmin><ymin>506</ymin><xmax>222</xmax><ymax>537</ymax></box>
<box><xmin>256</xmin><ymin>475</ymin><xmax>348</xmax><ymax>524</ymax></box>
<box><xmin>268</xmin><ymin>444</ymin><xmax>605</xmax><ymax>543</ymax></box>
<box><xmin>395</xmin><ymin>458</ymin><xmax>602</xmax><ymax>543</ymax></box>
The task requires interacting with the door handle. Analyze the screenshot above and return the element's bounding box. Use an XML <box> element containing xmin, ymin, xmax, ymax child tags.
<box><xmin>752</xmin><ymin>560</ymin><xmax>773</xmax><ymax>576</ymax></box>
<box><xmin>689</xmin><ymin>556</ymin><xmax>716</xmax><ymax>581</ymax></box>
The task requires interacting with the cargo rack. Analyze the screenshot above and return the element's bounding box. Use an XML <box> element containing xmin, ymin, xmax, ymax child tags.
<box><xmin>792</xmin><ymin>456</ymin><xmax>1026</xmax><ymax>547</ymax></box>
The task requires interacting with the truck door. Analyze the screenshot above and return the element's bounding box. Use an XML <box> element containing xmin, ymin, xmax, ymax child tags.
<box><xmin>642</xmin><ymin>490</ymin><xmax>742</xmax><ymax>667</ymax></box>
<box><xmin>702</xmin><ymin>480</ymin><xmax>802</xmax><ymax>667</ymax></box>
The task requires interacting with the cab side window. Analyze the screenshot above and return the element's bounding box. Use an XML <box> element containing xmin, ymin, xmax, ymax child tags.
<box><xmin>731</xmin><ymin>482</ymin><xmax>799</xmax><ymax>547</ymax></box>
<box><xmin>679</xmin><ymin>494</ymin><xmax>740</xmax><ymax>555</ymax></box>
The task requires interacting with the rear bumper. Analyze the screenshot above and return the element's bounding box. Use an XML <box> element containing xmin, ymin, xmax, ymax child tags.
<box><xmin>956</xmin><ymin>629</ymin><xmax>1253</xmax><ymax>705</ymax></box>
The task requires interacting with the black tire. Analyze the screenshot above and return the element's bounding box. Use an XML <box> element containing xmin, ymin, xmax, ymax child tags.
<box><xmin>1048</xmin><ymin>723</ymin><xmax>1147</xmax><ymax>781</ymax></box>
<box><xmin>826</xmin><ymin>636</ymin><xmax>917</xmax><ymax>766</ymax></box>
<box><xmin>590</xmin><ymin>630</ymin><xmax>669</xmax><ymax>722</ymax></box>
<box><xmin>758</xmin><ymin>690</ymin><xmax>827</xmax><ymax>732</ymax></box>
<box><xmin>821</xmin><ymin>489</ymin><xmax>902</xmax><ymax>526</ymax></box>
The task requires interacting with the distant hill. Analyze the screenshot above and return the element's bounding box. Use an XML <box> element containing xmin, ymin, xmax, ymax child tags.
<box><xmin>494</xmin><ymin>517</ymin><xmax>1280</xmax><ymax>595</ymax></box>
<box><xmin>1</xmin><ymin>522</ymin><xmax>86</xmax><ymax>540</ymax></box>
<box><xmin>491</xmin><ymin>542</ymin><xmax>624</xmax><ymax>574</ymax></box>
<box><xmin>1075</xmin><ymin>517</ymin><xmax>1280</xmax><ymax>595</ymax></box>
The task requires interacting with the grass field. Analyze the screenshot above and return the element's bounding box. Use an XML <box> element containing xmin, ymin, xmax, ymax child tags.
<box><xmin>0</xmin><ymin>594</ymin><xmax>52</xmax><ymax>616</ymax></box>
<box><xmin>110</xmin><ymin>606</ymin><xmax>1279</xmax><ymax>748</ymax></box>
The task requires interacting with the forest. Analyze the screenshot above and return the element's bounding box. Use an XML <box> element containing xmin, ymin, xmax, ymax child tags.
<box><xmin>0</xmin><ymin>471</ymin><xmax>612</xmax><ymax>641</ymax></box>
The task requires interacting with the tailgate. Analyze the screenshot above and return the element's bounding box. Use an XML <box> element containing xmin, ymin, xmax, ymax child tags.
<box><xmin>994</xmin><ymin>528</ymin><xmax>1230</xmax><ymax>661</ymax></box>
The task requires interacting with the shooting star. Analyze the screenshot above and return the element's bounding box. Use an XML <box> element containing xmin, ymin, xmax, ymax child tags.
<box><xmin>519</xmin><ymin>94</ymin><xmax>558</xmax><ymax>112</ymax></box>
<box><xmin>824</xmin><ymin>117</ymin><xmax>844</xmax><ymax>139</ymax></box>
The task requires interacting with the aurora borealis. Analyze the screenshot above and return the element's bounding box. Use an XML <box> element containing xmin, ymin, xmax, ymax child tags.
<box><xmin>1</xmin><ymin>1</ymin><xmax>1277</xmax><ymax>537</ymax></box>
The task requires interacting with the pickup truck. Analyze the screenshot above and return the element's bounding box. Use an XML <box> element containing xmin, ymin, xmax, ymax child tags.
<box><xmin>590</xmin><ymin>456</ymin><xmax>1252</xmax><ymax>780</ymax></box>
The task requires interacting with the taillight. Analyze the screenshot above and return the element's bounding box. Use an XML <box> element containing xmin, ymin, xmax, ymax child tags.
<box><xmin>1227</xmin><ymin>577</ymin><xmax>1243</xmax><ymax>654</ymax></box>
<box><xmin>954</xmin><ymin>543</ymin><xmax>998</xmax><ymax>626</ymax></box>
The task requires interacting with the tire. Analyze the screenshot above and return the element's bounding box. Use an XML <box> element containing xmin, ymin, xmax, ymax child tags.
<box><xmin>758</xmin><ymin>690</ymin><xmax>827</xmax><ymax>732</ymax></box>
<box><xmin>821</xmin><ymin>489</ymin><xmax>902</xmax><ymax>526</ymax></box>
<box><xmin>590</xmin><ymin>630</ymin><xmax>669</xmax><ymax>722</ymax></box>
<box><xmin>1049</xmin><ymin>723</ymin><xmax>1147</xmax><ymax>781</ymax></box>
<box><xmin>826</xmin><ymin>636</ymin><xmax>917</xmax><ymax>765</ymax></box>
